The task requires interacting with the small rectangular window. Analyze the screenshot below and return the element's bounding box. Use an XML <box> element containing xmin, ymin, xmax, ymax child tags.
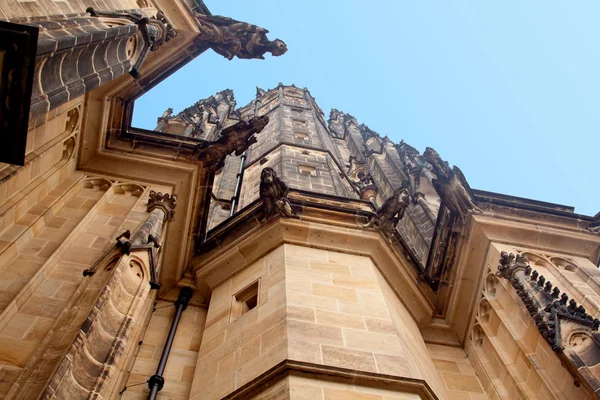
<box><xmin>291</xmin><ymin>107</ymin><xmax>304</xmax><ymax>113</ymax></box>
<box><xmin>298</xmin><ymin>164</ymin><xmax>317</xmax><ymax>176</ymax></box>
<box><xmin>230</xmin><ymin>280</ymin><xmax>259</xmax><ymax>322</ymax></box>
<box><xmin>294</xmin><ymin>131</ymin><xmax>309</xmax><ymax>140</ymax></box>
<box><xmin>293</xmin><ymin>118</ymin><xmax>307</xmax><ymax>127</ymax></box>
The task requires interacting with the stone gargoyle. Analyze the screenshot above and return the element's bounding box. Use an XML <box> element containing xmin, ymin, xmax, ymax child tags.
<box><xmin>259</xmin><ymin>167</ymin><xmax>299</xmax><ymax>221</ymax></box>
<box><xmin>423</xmin><ymin>147</ymin><xmax>482</xmax><ymax>223</ymax></box>
<box><xmin>191</xmin><ymin>115</ymin><xmax>269</xmax><ymax>171</ymax></box>
<box><xmin>362</xmin><ymin>184</ymin><xmax>410</xmax><ymax>232</ymax></box>
<box><xmin>194</xmin><ymin>14</ymin><xmax>287</xmax><ymax>60</ymax></box>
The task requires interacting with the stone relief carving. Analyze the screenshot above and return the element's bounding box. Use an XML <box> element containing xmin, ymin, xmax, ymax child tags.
<box><xmin>496</xmin><ymin>252</ymin><xmax>599</xmax><ymax>353</ymax></box>
<box><xmin>194</xmin><ymin>14</ymin><xmax>287</xmax><ymax>60</ymax></box>
<box><xmin>423</xmin><ymin>147</ymin><xmax>481</xmax><ymax>222</ymax></box>
<box><xmin>259</xmin><ymin>167</ymin><xmax>299</xmax><ymax>221</ymax></box>
<box><xmin>191</xmin><ymin>116</ymin><xmax>269</xmax><ymax>171</ymax></box>
<box><xmin>362</xmin><ymin>183</ymin><xmax>410</xmax><ymax>232</ymax></box>
<box><xmin>87</xmin><ymin>8</ymin><xmax>177</xmax><ymax>78</ymax></box>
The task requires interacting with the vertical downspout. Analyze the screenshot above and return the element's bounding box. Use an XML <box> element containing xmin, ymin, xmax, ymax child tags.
<box><xmin>230</xmin><ymin>152</ymin><xmax>246</xmax><ymax>216</ymax></box>
<box><xmin>147</xmin><ymin>286</ymin><xmax>193</xmax><ymax>399</ymax></box>
<box><xmin>229</xmin><ymin>97</ymin><xmax>259</xmax><ymax>217</ymax></box>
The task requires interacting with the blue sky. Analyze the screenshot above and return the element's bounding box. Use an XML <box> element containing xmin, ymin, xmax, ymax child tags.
<box><xmin>133</xmin><ymin>1</ymin><xmax>599</xmax><ymax>216</ymax></box>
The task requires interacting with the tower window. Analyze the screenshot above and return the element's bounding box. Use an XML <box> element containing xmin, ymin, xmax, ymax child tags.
<box><xmin>230</xmin><ymin>280</ymin><xmax>259</xmax><ymax>322</ymax></box>
<box><xmin>294</xmin><ymin>131</ymin><xmax>309</xmax><ymax>140</ymax></box>
<box><xmin>298</xmin><ymin>164</ymin><xmax>317</xmax><ymax>176</ymax></box>
<box><xmin>293</xmin><ymin>118</ymin><xmax>307</xmax><ymax>127</ymax></box>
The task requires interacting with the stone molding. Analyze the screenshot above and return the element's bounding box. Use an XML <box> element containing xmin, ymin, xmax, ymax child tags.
<box><xmin>224</xmin><ymin>360</ymin><xmax>438</xmax><ymax>400</ymax></box>
<box><xmin>443</xmin><ymin>212</ymin><xmax>600</xmax><ymax>347</ymax></box>
<box><xmin>192</xmin><ymin>201</ymin><xmax>434</xmax><ymax>327</ymax></box>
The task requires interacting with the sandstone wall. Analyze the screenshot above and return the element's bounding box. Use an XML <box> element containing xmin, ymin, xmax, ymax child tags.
<box><xmin>467</xmin><ymin>243</ymin><xmax>600</xmax><ymax>399</ymax></box>
<box><xmin>188</xmin><ymin>244</ymin><xmax>449</xmax><ymax>399</ymax></box>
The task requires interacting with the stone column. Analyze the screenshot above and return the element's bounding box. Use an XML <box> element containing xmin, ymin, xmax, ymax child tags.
<box><xmin>21</xmin><ymin>190</ymin><xmax>178</xmax><ymax>399</ymax></box>
<box><xmin>123</xmin><ymin>190</ymin><xmax>178</xmax><ymax>288</ymax></box>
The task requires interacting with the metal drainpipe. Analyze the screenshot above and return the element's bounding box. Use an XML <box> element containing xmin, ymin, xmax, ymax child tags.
<box><xmin>148</xmin><ymin>286</ymin><xmax>193</xmax><ymax>399</ymax></box>
<box><xmin>229</xmin><ymin>151</ymin><xmax>247</xmax><ymax>217</ymax></box>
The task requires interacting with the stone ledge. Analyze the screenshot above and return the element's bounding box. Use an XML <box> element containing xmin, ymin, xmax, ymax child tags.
<box><xmin>224</xmin><ymin>359</ymin><xmax>438</xmax><ymax>400</ymax></box>
<box><xmin>192</xmin><ymin>212</ymin><xmax>435</xmax><ymax>327</ymax></box>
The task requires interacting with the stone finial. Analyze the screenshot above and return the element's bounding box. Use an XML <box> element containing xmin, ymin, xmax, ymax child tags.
<box><xmin>496</xmin><ymin>251</ymin><xmax>529</xmax><ymax>280</ymax></box>
<box><xmin>259</xmin><ymin>167</ymin><xmax>299</xmax><ymax>221</ymax></box>
<box><xmin>148</xmin><ymin>191</ymin><xmax>178</xmax><ymax>222</ymax></box>
<box><xmin>193</xmin><ymin>13</ymin><xmax>287</xmax><ymax>60</ymax></box>
<box><xmin>362</xmin><ymin>183</ymin><xmax>410</xmax><ymax>232</ymax></box>
<box><xmin>423</xmin><ymin>147</ymin><xmax>482</xmax><ymax>223</ymax></box>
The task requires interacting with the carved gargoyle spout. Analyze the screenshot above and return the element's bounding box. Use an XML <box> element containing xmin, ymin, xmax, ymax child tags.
<box><xmin>423</xmin><ymin>147</ymin><xmax>482</xmax><ymax>222</ymax></box>
<box><xmin>191</xmin><ymin>115</ymin><xmax>269</xmax><ymax>171</ymax></box>
<box><xmin>194</xmin><ymin>14</ymin><xmax>287</xmax><ymax>60</ymax></box>
<box><xmin>363</xmin><ymin>183</ymin><xmax>410</xmax><ymax>232</ymax></box>
<box><xmin>259</xmin><ymin>167</ymin><xmax>299</xmax><ymax>221</ymax></box>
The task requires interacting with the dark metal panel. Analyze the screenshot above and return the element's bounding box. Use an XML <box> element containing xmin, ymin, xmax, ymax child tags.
<box><xmin>0</xmin><ymin>21</ymin><xmax>38</xmax><ymax>165</ymax></box>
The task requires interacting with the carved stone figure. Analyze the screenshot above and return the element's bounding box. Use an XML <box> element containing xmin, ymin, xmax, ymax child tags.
<box><xmin>259</xmin><ymin>167</ymin><xmax>298</xmax><ymax>220</ymax></box>
<box><xmin>588</xmin><ymin>212</ymin><xmax>600</xmax><ymax>233</ymax></box>
<box><xmin>363</xmin><ymin>184</ymin><xmax>410</xmax><ymax>231</ymax></box>
<box><xmin>191</xmin><ymin>116</ymin><xmax>269</xmax><ymax>171</ymax></box>
<box><xmin>423</xmin><ymin>147</ymin><xmax>482</xmax><ymax>222</ymax></box>
<box><xmin>356</xmin><ymin>171</ymin><xmax>375</xmax><ymax>189</ymax></box>
<box><xmin>161</xmin><ymin>108</ymin><xmax>173</xmax><ymax>119</ymax></box>
<box><xmin>194</xmin><ymin>14</ymin><xmax>287</xmax><ymax>60</ymax></box>
<box><xmin>87</xmin><ymin>8</ymin><xmax>177</xmax><ymax>78</ymax></box>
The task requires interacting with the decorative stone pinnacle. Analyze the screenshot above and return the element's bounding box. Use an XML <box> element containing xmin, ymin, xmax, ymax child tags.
<box><xmin>496</xmin><ymin>252</ymin><xmax>600</xmax><ymax>354</ymax></box>
<box><xmin>148</xmin><ymin>191</ymin><xmax>178</xmax><ymax>221</ymax></box>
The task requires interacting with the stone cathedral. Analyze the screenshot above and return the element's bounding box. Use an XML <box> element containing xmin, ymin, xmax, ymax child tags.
<box><xmin>0</xmin><ymin>1</ymin><xmax>599</xmax><ymax>400</ymax></box>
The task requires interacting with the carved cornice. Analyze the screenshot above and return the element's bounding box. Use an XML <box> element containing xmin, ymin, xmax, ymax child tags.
<box><xmin>225</xmin><ymin>360</ymin><xmax>438</xmax><ymax>400</ymax></box>
<box><xmin>496</xmin><ymin>252</ymin><xmax>600</xmax><ymax>352</ymax></box>
<box><xmin>191</xmin><ymin>195</ymin><xmax>434</xmax><ymax>326</ymax></box>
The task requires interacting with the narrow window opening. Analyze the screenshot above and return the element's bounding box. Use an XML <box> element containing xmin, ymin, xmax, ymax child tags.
<box><xmin>294</xmin><ymin>131</ymin><xmax>309</xmax><ymax>140</ymax></box>
<box><xmin>298</xmin><ymin>164</ymin><xmax>317</xmax><ymax>176</ymax></box>
<box><xmin>230</xmin><ymin>280</ymin><xmax>259</xmax><ymax>322</ymax></box>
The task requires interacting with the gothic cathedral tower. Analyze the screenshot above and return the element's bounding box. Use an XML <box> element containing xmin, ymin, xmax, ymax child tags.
<box><xmin>0</xmin><ymin>1</ymin><xmax>599</xmax><ymax>400</ymax></box>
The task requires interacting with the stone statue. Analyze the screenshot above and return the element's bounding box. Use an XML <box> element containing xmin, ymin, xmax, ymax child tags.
<box><xmin>161</xmin><ymin>108</ymin><xmax>173</xmax><ymax>119</ymax></box>
<box><xmin>259</xmin><ymin>167</ymin><xmax>298</xmax><ymax>220</ymax></box>
<box><xmin>191</xmin><ymin>116</ymin><xmax>269</xmax><ymax>171</ymax></box>
<box><xmin>423</xmin><ymin>147</ymin><xmax>482</xmax><ymax>222</ymax></box>
<box><xmin>194</xmin><ymin>14</ymin><xmax>287</xmax><ymax>60</ymax></box>
<box><xmin>356</xmin><ymin>171</ymin><xmax>375</xmax><ymax>189</ymax></box>
<box><xmin>363</xmin><ymin>184</ymin><xmax>410</xmax><ymax>231</ymax></box>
